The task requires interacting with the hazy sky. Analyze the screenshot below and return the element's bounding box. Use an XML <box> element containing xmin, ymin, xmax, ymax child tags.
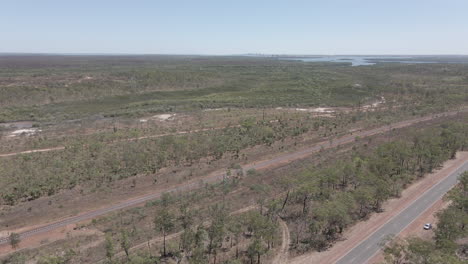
<box><xmin>2</xmin><ymin>0</ymin><xmax>468</xmax><ymax>54</ymax></box>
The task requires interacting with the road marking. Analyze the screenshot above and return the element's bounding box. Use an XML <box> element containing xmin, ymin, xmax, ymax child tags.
<box><xmin>363</xmin><ymin>163</ymin><xmax>467</xmax><ymax>264</ymax></box>
<box><xmin>335</xmin><ymin>160</ymin><xmax>468</xmax><ymax>264</ymax></box>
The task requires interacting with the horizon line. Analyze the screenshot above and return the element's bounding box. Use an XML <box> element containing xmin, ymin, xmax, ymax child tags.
<box><xmin>1</xmin><ymin>52</ymin><xmax>468</xmax><ymax>57</ymax></box>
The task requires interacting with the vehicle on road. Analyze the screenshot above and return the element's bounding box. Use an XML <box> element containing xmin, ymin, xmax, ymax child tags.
<box><xmin>423</xmin><ymin>223</ymin><xmax>432</xmax><ymax>230</ymax></box>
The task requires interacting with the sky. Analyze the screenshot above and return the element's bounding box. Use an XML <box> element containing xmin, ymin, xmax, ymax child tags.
<box><xmin>1</xmin><ymin>0</ymin><xmax>468</xmax><ymax>55</ymax></box>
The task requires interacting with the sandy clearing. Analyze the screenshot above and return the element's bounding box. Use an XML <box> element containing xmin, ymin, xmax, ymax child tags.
<box><xmin>276</xmin><ymin>96</ymin><xmax>386</xmax><ymax>114</ymax></box>
<box><xmin>363</xmin><ymin>96</ymin><xmax>386</xmax><ymax>109</ymax></box>
<box><xmin>6</xmin><ymin>128</ymin><xmax>41</xmax><ymax>138</ymax></box>
<box><xmin>153</xmin><ymin>113</ymin><xmax>175</xmax><ymax>121</ymax></box>
<box><xmin>0</xmin><ymin>123</ymin><xmax>231</xmax><ymax>158</ymax></box>
<box><xmin>140</xmin><ymin>114</ymin><xmax>175</xmax><ymax>122</ymax></box>
<box><xmin>295</xmin><ymin>107</ymin><xmax>335</xmax><ymax>113</ymax></box>
<box><xmin>202</xmin><ymin>108</ymin><xmax>226</xmax><ymax>112</ymax></box>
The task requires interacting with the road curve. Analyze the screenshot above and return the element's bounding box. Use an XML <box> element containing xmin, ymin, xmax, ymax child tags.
<box><xmin>336</xmin><ymin>161</ymin><xmax>468</xmax><ymax>264</ymax></box>
<box><xmin>0</xmin><ymin>110</ymin><xmax>465</xmax><ymax>245</ymax></box>
<box><xmin>272</xmin><ymin>218</ymin><xmax>291</xmax><ymax>264</ymax></box>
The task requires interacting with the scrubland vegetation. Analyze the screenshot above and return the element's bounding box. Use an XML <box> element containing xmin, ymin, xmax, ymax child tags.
<box><xmin>1</xmin><ymin>55</ymin><xmax>468</xmax><ymax>264</ymax></box>
<box><xmin>0</xmin><ymin>113</ymin><xmax>345</xmax><ymax>205</ymax></box>
<box><xmin>1</xmin><ymin>55</ymin><xmax>467</xmax><ymax>122</ymax></box>
<box><xmin>3</xmin><ymin>119</ymin><xmax>466</xmax><ymax>264</ymax></box>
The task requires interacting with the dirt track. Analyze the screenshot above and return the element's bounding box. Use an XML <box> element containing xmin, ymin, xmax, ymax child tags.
<box><xmin>272</xmin><ymin>218</ymin><xmax>290</xmax><ymax>264</ymax></box>
<box><xmin>0</xmin><ymin>109</ymin><xmax>465</xmax><ymax>249</ymax></box>
<box><xmin>0</xmin><ymin>125</ymin><xmax>238</xmax><ymax>158</ymax></box>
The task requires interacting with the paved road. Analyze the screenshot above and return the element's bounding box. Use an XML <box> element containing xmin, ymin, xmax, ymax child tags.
<box><xmin>336</xmin><ymin>161</ymin><xmax>468</xmax><ymax>264</ymax></box>
<box><xmin>0</xmin><ymin>110</ymin><xmax>465</xmax><ymax>245</ymax></box>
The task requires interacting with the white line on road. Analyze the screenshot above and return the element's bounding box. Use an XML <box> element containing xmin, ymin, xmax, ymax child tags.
<box><xmin>335</xmin><ymin>160</ymin><xmax>468</xmax><ymax>264</ymax></box>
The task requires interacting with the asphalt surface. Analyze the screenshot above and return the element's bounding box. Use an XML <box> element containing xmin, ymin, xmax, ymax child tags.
<box><xmin>0</xmin><ymin>110</ymin><xmax>465</xmax><ymax>246</ymax></box>
<box><xmin>336</xmin><ymin>161</ymin><xmax>468</xmax><ymax>264</ymax></box>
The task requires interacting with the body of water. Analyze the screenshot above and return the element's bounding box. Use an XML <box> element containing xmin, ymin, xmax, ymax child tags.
<box><xmin>280</xmin><ymin>56</ymin><xmax>436</xmax><ymax>66</ymax></box>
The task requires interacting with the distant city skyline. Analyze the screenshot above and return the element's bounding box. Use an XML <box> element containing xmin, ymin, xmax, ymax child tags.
<box><xmin>2</xmin><ymin>0</ymin><xmax>468</xmax><ymax>55</ymax></box>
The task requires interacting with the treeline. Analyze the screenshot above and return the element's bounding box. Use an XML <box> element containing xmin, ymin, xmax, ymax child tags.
<box><xmin>0</xmin><ymin>68</ymin><xmax>220</xmax><ymax>108</ymax></box>
<box><xmin>0</xmin><ymin>116</ymin><xmax>334</xmax><ymax>205</ymax></box>
<box><xmin>382</xmin><ymin>171</ymin><xmax>468</xmax><ymax>264</ymax></box>
<box><xmin>278</xmin><ymin>122</ymin><xmax>467</xmax><ymax>253</ymax></box>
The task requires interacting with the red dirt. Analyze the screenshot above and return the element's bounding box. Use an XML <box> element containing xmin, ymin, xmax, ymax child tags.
<box><xmin>0</xmin><ymin>110</ymin><xmax>465</xmax><ymax>254</ymax></box>
<box><xmin>0</xmin><ymin>221</ymin><xmax>100</xmax><ymax>257</ymax></box>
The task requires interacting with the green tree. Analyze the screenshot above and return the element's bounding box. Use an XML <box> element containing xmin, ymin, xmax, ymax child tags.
<box><xmin>120</xmin><ymin>230</ymin><xmax>131</xmax><ymax>259</ymax></box>
<box><xmin>207</xmin><ymin>204</ymin><xmax>227</xmax><ymax>263</ymax></box>
<box><xmin>180</xmin><ymin>228</ymin><xmax>195</xmax><ymax>256</ymax></box>
<box><xmin>247</xmin><ymin>238</ymin><xmax>267</xmax><ymax>264</ymax></box>
<box><xmin>227</xmin><ymin>216</ymin><xmax>243</xmax><ymax>258</ymax></box>
<box><xmin>36</xmin><ymin>249</ymin><xmax>75</xmax><ymax>264</ymax></box>
<box><xmin>1</xmin><ymin>252</ymin><xmax>26</xmax><ymax>264</ymax></box>
<box><xmin>154</xmin><ymin>207</ymin><xmax>175</xmax><ymax>257</ymax></box>
<box><xmin>382</xmin><ymin>237</ymin><xmax>408</xmax><ymax>264</ymax></box>
<box><xmin>105</xmin><ymin>233</ymin><xmax>115</xmax><ymax>263</ymax></box>
<box><xmin>450</xmin><ymin>171</ymin><xmax>468</xmax><ymax>212</ymax></box>
<box><xmin>9</xmin><ymin>233</ymin><xmax>21</xmax><ymax>250</ymax></box>
<box><xmin>190</xmin><ymin>245</ymin><xmax>208</xmax><ymax>264</ymax></box>
<box><xmin>179</xmin><ymin>202</ymin><xmax>195</xmax><ymax>231</ymax></box>
<box><xmin>353</xmin><ymin>186</ymin><xmax>374</xmax><ymax>217</ymax></box>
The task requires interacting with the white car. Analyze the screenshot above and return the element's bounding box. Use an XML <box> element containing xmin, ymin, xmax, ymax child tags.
<box><xmin>423</xmin><ymin>223</ymin><xmax>432</xmax><ymax>230</ymax></box>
